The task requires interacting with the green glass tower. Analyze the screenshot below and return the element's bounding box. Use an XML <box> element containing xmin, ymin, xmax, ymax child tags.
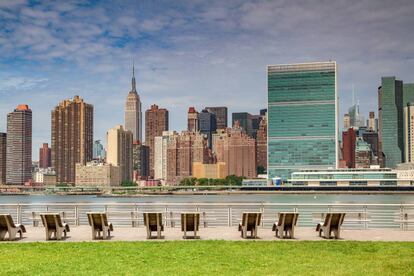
<box><xmin>267</xmin><ymin>62</ymin><xmax>338</xmax><ymax>180</ymax></box>
<box><xmin>378</xmin><ymin>78</ymin><xmax>414</xmax><ymax>168</ymax></box>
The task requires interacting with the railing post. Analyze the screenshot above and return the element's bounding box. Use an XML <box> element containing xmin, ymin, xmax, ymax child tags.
<box><xmin>17</xmin><ymin>204</ymin><xmax>22</xmax><ymax>224</ymax></box>
<box><xmin>400</xmin><ymin>205</ymin><xmax>405</xmax><ymax>230</ymax></box>
<box><xmin>228</xmin><ymin>207</ymin><xmax>232</xmax><ymax>227</ymax></box>
<box><xmin>363</xmin><ymin>205</ymin><xmax>368</xmax><ymax>230</ymax></box>
<box><xmin>260</xmin><ymin>203</ymin><xmax>264</xmax><ymax>227</ymax></box>
<box><xmin>75</xmin><ymin>205</ymin><xmax>79</xmax><ymax>226</ymax></box>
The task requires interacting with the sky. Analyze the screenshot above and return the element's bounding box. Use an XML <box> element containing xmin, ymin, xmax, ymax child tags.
<box><xmin>1</xmin><ymin>0</ymin><xmax>414</xmax><ymax>160</ymax></box>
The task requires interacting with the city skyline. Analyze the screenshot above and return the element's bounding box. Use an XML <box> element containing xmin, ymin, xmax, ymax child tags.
<box><xmin>1</xmin><ymin>1</ymin><xmax>414</xmax><ymax>160</ymax></box>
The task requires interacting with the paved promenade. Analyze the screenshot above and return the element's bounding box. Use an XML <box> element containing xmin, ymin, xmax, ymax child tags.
<box><xmin>7</xmin><ymin>226</ymin><xmax>414</xmax><ymax>242</ymax></box>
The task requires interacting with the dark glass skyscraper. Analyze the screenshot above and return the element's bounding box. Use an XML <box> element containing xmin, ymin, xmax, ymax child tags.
<box><xmin>199</xmin><ymin>109</ymin><xmax>217</xmax><ymax>148</ymax></box>
<box><xmin>267</xmin><ymin>62</ymin><xmax>338</xmax><ymax>180</ymax></box>
<box><xmin>232</xmin><ymin>112</ymin><xmax>253</xmax><ymax>136</ymax></box>
<box><xmin>378</xmin><ymin>77</ymin><xmax>414</xmax><ymax>168</ymax></box>
<box><xmin>205</xmin><ymin>107</ymin><xmax>227</xmax><ymax>129</ymax></box>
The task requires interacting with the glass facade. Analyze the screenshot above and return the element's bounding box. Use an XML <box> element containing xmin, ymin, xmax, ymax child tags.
<box><xmin>267</xmin><ymin>62</ymin><xmax>338</xmax><ymax>180</ymax></box>
<box><xmin>378</xmin><ymin>77</ymin><xmax>404</xmax><ymax>168</ymax></box>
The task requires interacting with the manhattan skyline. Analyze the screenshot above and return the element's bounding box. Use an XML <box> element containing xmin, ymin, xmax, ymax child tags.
<box><xmin>1</xmin><ymin>1</ymin><xmax>414</xmax><ymax>159</ymax></box>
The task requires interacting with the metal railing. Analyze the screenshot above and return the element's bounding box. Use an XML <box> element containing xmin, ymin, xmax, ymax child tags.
<box><xmin>1</xmin><ymin>203</ymin><xmax>413</xmax><ymax>230</ymax></box>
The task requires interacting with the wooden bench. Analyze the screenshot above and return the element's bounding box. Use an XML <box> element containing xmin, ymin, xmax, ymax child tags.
<box><xmin>31</xmin><ymin>211</ymin><xmax>77</xmax><ymax>227</ymax></box>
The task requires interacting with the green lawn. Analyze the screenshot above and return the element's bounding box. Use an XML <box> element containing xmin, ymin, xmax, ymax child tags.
<box><xmin>0</xmin><ymin>241</ymin><xmax>413</xmax><ymax>275</ymax></box>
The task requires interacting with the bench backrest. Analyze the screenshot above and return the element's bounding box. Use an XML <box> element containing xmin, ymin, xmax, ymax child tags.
<box><xmin>181</xmin><ymin>213</ymin><xmax>200</xmax><ymax>231</ymax></box>
<box><xmin>242</xmin><ymin>212</ymin><xmax>262</xmax><ymax>227</ymax></box>
<box><xmin>0</xmin><ymin>214</ymin><xmax>14</xmax><ymax>230</ymax></box>
<box><xmin>41</xmin><ymin>214</ymin><xmax>64</xmax><ymax>229</ymax></box>
<box><xmin>87</xmin><ymin>213</ymin><xmax>109</xmax><ymax>228</ymax></box>
<box><xmin>278</xmin><ymin>213</ymin><xmax>298</xmax><ymax>227</ymax></box>
<box><xmin>144</xmin><ymin>213</ymin><xmax>163</xmax><ymax>227</ymax></box>
<box><xmin>324</xmin><ymin>213</ymin><xmax>346</xmax><ymax>227</ymax></box>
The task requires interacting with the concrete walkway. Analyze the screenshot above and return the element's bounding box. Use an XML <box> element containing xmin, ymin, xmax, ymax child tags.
<box><xmin>4</xmin><ymin>226</ymin><xmax>414</xmax><ymax>242</ymax></box>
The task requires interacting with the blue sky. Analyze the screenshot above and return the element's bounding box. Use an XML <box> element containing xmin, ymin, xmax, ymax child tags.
<box><xmin>1</xmin><ymin>0</ymin><xmax>414</xmax><ymax>160</ymax></box>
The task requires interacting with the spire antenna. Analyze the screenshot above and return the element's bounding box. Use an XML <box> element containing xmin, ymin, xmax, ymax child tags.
<box><xmin>131</xmin><ymin>58</ymin><xmax>136</xmax><ymax>92</ymax></box>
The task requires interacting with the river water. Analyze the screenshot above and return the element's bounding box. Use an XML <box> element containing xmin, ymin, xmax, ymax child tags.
<box><xmin>0</xmin><ymin>194</ymin><xmax>413</xmax><ymax>204</ymax></box>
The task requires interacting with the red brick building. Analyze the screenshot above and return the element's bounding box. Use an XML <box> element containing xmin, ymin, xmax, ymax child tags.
<box><xmin>342</xmin><ymin>128</ymin><xmax>356</xmax><ymax>168</ymax></box>
<box><xmin>256</xmin><ymin>116</ymin><xmax>267</xmax><ymax>172</ymax></box>
<box><xmin>213</xmin><ymin>123</ymin><xmax>256</xmax><ymax>178</ymax></box>
<box><xmin>145</xmin><ymin>105</ymin><xmax>169</xmax><ymax>178</ymax></box>
<box><xmin>39</xmin><ymin>143</ymin><xmax>51</xmax><ymax>168</ymax></box>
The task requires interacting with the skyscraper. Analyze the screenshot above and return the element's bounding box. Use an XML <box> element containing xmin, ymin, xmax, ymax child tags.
<box><xmin>256</xmin><ymin>115</ymin><xmax>267</xmax><ymax>172</ymax></box>
<box><xmin>342</xmin><ymin>128</ymin><xmax>356</xmax><ymax>168</ymax></box>
<box><xmin>0</xmin><ymin>133</ymin><xmax>6</xmax><ymax>185</ymax></box>
<box><xmin>199</xmin><ymin>109</ymin><xmax>217</xmax><ymax>149</ymax></box>
<box><xmin>348</xmin><ymin>102</ymin><xmax>365</xmax><ymax>128</ymax></box>
<box><xmin>51</xmin><ymin>96</ymin><xmax>93</xmax><ymax>183</ymax></box>
<box><xmin>132</xmin><ymin>140</ymin><xmax>149</xmax><ymax>181</ymax></box>
<box><xmin>343</xmin><ymin>114</ymin><xmax>350</xmax><ymax>130</ymax></box>
<box><xmin>232</xmin><ymin>112</ymin><xmax>253</xmax><ymax>136</ymax></box>
<box><xmin>166</xmin><ymin>131</ymin><xmax>212</xmax><ymax>183</ymax></box>
<box><xmin>213</xmin><ymin>123</ymin><xmax>256</xmax><ymax>178</ymax></box>
<box><xmin>267</xmin><ymin>62</ymin><xmax>338</xmax><ymax>180</ymax></box>
<box><xmin>404</xmin><ymin>102</ymin><xmax>414</xmax><ymax>163</ymax></box>
<box><xmin>378</xmin><ymin>77</ymin><xmax>414</xmax><ymax>168</ymax></box>
<box><xmin>6</xmin><ymin>105</ymin><xmax>32</xmax><ymax>185</ymax></box>
<box><xmin>368</xmin><ymin>111</ymin><xmax>376</xmax><ymax>131</ymax></box>
<box><xmin>154</xmin><ymin>131</ymin><xmax>177</xmax><ymax>180</ymax></box>
<box><xmin>124</xmin><ymin>65</ymin><xmax>142</xmax><ymax>142</ymax></box>
<box><xmin>93</xmin><ymin>140</ymin><xmax>106</xmax><ymax>160</ymax></box>
<box><xmin>39</xmin><ymin>143</ymin><xmax>51</xmax><ymax>168</ymax></box>
<box><xmin>205</xmin><ymin>107</ymin><xmax>228</xmax><ymax>129</ymax></box>
<box><xmin>187</xmin><ymin>107</ymin><xmax>199</xmax><ymax>132</ymax></box>
<box><xmin>107</xmin><ymin>125</ymin><xmax>133</xmax><ymax>182</ymax></box>
<box><xmin>145</xmin><ymin>104</ymin><xmax>169</xmax><ymax>177</ymax></box>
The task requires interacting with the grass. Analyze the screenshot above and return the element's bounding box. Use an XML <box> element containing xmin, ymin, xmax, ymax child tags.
<box><xmin>0</xmin><ymin>241</ymin><xmax>413</xmax><ymax>275</ymax></box>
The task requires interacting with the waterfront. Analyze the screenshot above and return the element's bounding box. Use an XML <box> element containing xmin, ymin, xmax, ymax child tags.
<box><xmin>1</xmin><ymin>193</ymin><xmax>413</xmax><ymax>204</ymax></box>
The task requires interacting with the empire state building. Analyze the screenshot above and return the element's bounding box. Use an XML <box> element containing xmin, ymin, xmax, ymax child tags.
<box><xmin>124</xmin><ymin>65</ymin><xmax>142</xmax><ymax>142</ymax></box>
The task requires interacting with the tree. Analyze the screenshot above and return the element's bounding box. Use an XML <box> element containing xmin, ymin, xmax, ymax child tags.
<box><xmin>121</xmin><ymin>180</ymin><xmax>137</xmax><ymax>187</ymax></box>
<box><xmin>257</xmin><ymin>166</ymin><xmax>266</xmax><ymax>175</ymax></box>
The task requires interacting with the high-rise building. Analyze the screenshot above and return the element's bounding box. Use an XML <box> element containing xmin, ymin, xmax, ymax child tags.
<box><xmin>145</xmin><ymin>104</ymin><xmax>169</xmax><ymax>177</ymax></box>
<box><xmin>342</xmin><ymin>128</ymin><xmax>356</xmax><ymax>168</ymax></box>
<box><xmin>232</xmin><ymin>112</ymin><xmax>253</xmax><ymax>136</ymax></box>
<box><xmin>348</xmin><ymin>102</ymin><xmax>365</xmax><ymax>128</ymax></box>
<box><xmin>355</xmin><ymin>139</ymin><xmax>372</xmax><ymax>168</ymax></box>
<box><xmin>51</xmin><ymin>96</ymin><xmax>93</xmax><ymax>183</ymax></box>
<box><xmin>267</xmin><ymin>62</ymin><xmax>338</xmax><ymax>180</ymax></box>
<box><xmin>124</xmin><ymin>65</ymin><xmax>142</xmax><ymax>141</ymax></box>
<box><xmin>187</xmin><ymin>107</ymin><xmax>199</xmax><ymax>132</ymax></box>
<box><xmin>154</xmin><ymin>131</ymin><xmax>177</xmax><ymax>180</ymax></box>
<box><xmin>132</xmin><ymin>140</ymin><xmax>149</xmax><ymax>181</ymax></box>
<box><xmin>6</xmin><ymin>105</ymin><xmax>32</xmax><ymax>185</ymax></box>
<box><xmin>213</xmin><ymin>123</ymin><xmax>256</xmax><ymax>178</ymax></box>
<box><xmin>378</xmin><ymin>77</ymin><xmax>414</xmax><ymax>168</ymax></box>
<box><xmin>199</xmin><ymin>109</ymin><xmax>217</xmax><ymax>149</ymax></box>
<box><xmin>93</xmin><ymin>140</ymin><xmax>106</xmax><ymax>160</ymax></box>
<box><xmin>106</xmin><ymin>125</ymin><xmax>133</xmax><ymax>183</ymax></box>
<box><xmin>166</xmin><ymin>131</ymin><xmax>212</xmax><ymax>183</ymax></box>
<box><xmin>368</xmin><ymin>111</ymin><xmax>376</xmax><ymax>131</ymax></box>
<box><xmin>404</xmin><ymin>103</ymin><xmax>414</xmax><ymax>163</ymax></box>
<box><xmin>256</xmin><ymin>115</ymin><xmax>267</xmax><ymax>172</ymax></box>
<box><xmin>205</xmin><ymin>107</ymin><xmax>228</xmax><ymax>129</ymax></box>
<box><xmin>0</xmin><ymin>133</ymin><xmax>6</xmax><ymax>185</ymax></box>
<box><xmin>39</xmin><ymin>143</ymin><xmax>51</xmax><ymax>168</ymax></box>
<box><xmin>343</xmin><ymin>114</ymin><xmax>350</xmax><ymax>130</ymax></box>
<box><xmin>362</xmin><ymin>131</ymin><xmax>380</xmax><ymax>166</ymax></box>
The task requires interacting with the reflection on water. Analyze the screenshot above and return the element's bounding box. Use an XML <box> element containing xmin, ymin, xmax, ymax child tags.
<box><xmin>0</xmin><ymin>194</ymin><xmax>413</xmax><ymax>204</ymax></box>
